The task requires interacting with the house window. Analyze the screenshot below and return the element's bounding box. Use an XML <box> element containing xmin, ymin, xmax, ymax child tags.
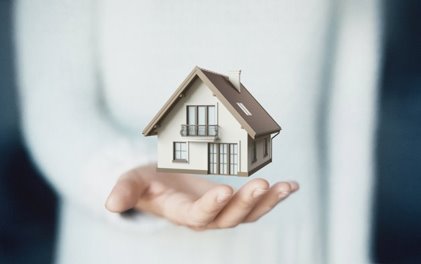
<box><xmin>186</xmin><ymin>105</ymin><xmax>216</xmax><ymax>136</ymax></box>
<box><xmin>209</xmin><ymin>143</ymin><xmax>218</xmax><ymax>174</ymax></box>
<box><xmin>236</xmin><ymin>102</ymin><xmax>252</xmax><ymax>116</ymax></box>
<box><xmin>187</xmin><ymin>106</ymin><xmax>196</xmax><ymax>135</ymax></box>
<box><xmin>264</xmin><ymin>137</ymin><xmax>269</xmax><ymax>157</ymax></box>
<box><xmin>219</xmin><ymin>144</ymin><xmax>228</xmax><ymax>174</ymax></box>
<box><xmin>173</xmin><ymin>142</ymin><xmax>187</xmax><ymax>161</ymax></box>
<box><xmin>208</xmin><ymin>143</ymin><xmax>238</xmax><ymax>175</ymax></box>
<box><xmin>252</xmin><ymin>140</ymin><xmax>257</xmax><ymax>163</ymax></box>
<box><xmin>207</xmin><ymin>106</ymin><xmax>216</xmax><ymax>135</ymax></box>
<box><xmin>229</xmin><ymin>144</ymin><xmax>238</xmax><ymax>175</ymax></box>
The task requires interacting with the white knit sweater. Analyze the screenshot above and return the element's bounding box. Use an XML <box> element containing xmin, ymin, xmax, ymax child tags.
<box><xmin>14</xmin><ymin>0</ymin><xmax>381</xmax><ymax>263</ymax></box>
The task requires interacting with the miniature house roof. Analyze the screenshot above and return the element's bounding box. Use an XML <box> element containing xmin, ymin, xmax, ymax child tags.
<box><xmin>142</xmin><ymin>66</ymin><xmax>281</xmax><ymax>139</ymax></box>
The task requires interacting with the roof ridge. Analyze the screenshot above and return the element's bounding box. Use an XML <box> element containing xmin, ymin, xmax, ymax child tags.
<box><xmin>198</xmin><ymin>67</ymin><xmax>242</xmax><ymax>94</ymax></box>
<box><xmin>197</xmin><ymin>66</ymin><xmax>229</xmax><ymax>78</ymax></box>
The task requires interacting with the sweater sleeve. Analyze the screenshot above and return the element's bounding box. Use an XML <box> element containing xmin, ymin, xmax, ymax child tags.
<box><xmin>14</xmin><ymin>0</ymin><xmax>168</xmax><ymax>231</ymax></box>
<box><xmin>326</xmin><ymin>0</ymin><xmax>382</xmax><ymax>262</ymax></box>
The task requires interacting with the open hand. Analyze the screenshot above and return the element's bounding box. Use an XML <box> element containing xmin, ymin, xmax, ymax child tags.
<box><xmin>105</xmin><ymin>164</ymin><xmax>299</xmax><ymax>230</ymax></box>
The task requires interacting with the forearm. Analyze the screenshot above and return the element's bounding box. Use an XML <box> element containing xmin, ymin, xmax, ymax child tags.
<box><xmin>326</xmin><ymin>0</ymin><xmax>382</xmax><ymax>262</ymax></box>
<box><xmin>14</xmin><ymin>0</ymin><xmax>153</xmax><ymax>219</ymax></box>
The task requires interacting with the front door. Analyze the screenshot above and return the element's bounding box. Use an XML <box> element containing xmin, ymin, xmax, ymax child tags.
<box><xmin>208</xmin><ymin>143</ymin><xmax>238</xmax><ymax>175</ymax></box>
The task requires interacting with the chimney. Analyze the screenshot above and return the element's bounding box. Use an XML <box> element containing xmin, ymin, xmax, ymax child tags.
<box><xmin>228</xmin><ymin>70</ymin><xmax>242</xmax><ymax>92</ymax></box>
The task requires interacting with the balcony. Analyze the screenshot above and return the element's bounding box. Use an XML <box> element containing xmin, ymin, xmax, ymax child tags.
<box><xmin>180</xmin><ymin>125</ymin><xmax>219</xmax><ymax>137</ymax></box>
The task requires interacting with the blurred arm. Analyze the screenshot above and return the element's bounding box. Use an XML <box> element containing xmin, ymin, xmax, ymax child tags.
<box><xmin>14</xmin><ymin>0</ymin><xmax>161</xmax><ymax>229</ymax></box>
<box><xmin>326</xmin><ymin>0</ymin><xmax>382</xmax><ymax>262</ymax></box>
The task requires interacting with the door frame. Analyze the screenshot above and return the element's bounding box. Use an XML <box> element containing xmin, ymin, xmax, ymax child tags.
<box><xmin>208</xmin><ymin>143</ymin><xmax>238</xmax><ymax>175</ymax></box>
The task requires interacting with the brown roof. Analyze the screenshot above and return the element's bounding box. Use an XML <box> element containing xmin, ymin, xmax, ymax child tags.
<box><xmin>143</xmin><ymin>66</ymin><xmax>281</xmax><ymax>138</ymax></box>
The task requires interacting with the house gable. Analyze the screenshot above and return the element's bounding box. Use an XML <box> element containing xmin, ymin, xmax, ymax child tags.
<box><xmin>142</xmin><ymin>66</ymin><xmax>281</xmax><ymax>139</ymax></box>
<box><xmin>156</xmin><ymin>77</ymin><xmax>249</xmax><ymax>172</ymax></box>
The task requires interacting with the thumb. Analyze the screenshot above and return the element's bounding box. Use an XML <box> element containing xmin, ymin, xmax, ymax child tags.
<box><xmin>105</xmin><ymin>170</ymin><xmax>149</xmax><ymax>213</ymax></box>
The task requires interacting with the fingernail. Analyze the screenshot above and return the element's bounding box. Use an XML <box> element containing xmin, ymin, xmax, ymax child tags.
<box><xmin>278</xmin><ymin>191</ymin><xmax>290</xmax><ymax>199</ymax></box>
<box><xmin>288</xmin><ymin>181</ymin><xmax>300</xmax><ymax>191</ymax></box>
<box><xmin>216</xmin><ymin>193</ymin><xmax>232</xmax><ymax>203</ymax></box>
<box><xmin>105</xmin><ymin>194</ymin><xmax>118</xmax><ymax>211</ymax></box>
<box><xmin>252</xmin><ymin>188</ymin><xmax>268</xmax><ymax>198</ymax></box>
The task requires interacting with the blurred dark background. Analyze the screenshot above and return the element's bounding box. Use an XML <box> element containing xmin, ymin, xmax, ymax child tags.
<box><xmin>0</xmin><ymin>0</ymin><xmax>58</xmax><ymax>263</ymax></box>
<box><xmin>372</xmin><ymin>0</ymin><xmax>421</xmax><ymax>263</ymax></box>
<box><xmin>0</xmin><ymin>0</ymin><xmax>420</xmax><ymax>263</ymax></box>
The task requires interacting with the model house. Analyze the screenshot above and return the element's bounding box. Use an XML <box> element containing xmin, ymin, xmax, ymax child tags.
<box><xmin>143</xmin><ymin>67</ymin><xmax>281</xmax><ymax>176</ymax></box>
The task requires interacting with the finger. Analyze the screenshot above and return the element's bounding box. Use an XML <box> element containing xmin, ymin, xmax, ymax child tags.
<box><xmin>207</xmin><ymin>178</ymin><xmax>269</xmax><ymax>229</ymax></box>
<box><xmin>105</xmin><ymin>170</ymin><xmax>149</xmax><ymax>213</ymax></box>
<box><xmin>134</xmin><ymin>183</ymin><xmax>195</xmax><ymax>222</ymax></box>
<box><xmin>186</xmin><ymin>185</ymin><xmax>234</xmax><ymax>228</ymax></box>
<box><xmin>289</xmin><ymin>181</ymin><xmax>300</xmax><ymax>192</ymax></box>
<box><xmin>243</xmin><ymin>182</ymin><xmax>294</xmax><ymax>223</ymax></box>
<box><xmin>158</xmin><ymin>191</ymin><xmax>198</xmax><ymax>225</ymax></box>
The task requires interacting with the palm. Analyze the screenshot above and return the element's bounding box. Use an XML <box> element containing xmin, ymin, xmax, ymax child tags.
<box><xmin>106</xmin><ymin>164</ymin><xmax>298</xmax><ymax>230</ymax></box>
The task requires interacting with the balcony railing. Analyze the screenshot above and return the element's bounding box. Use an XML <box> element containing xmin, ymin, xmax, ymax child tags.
<box><xmin>180</xmin><ymin>125</ymin><xmax>218</xmax><ymax>137</ymax></box>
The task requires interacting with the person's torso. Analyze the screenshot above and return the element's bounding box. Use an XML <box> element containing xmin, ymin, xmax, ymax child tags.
<box><xmin>94</xmin><ymin>1</ymin><xmax>330</xmax><ymax>263</ymax></box>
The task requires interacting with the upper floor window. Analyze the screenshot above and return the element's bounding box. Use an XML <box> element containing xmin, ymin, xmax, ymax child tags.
<box><xmin>185</xmin><ymin>105</ymin><xmax>216</xmax><ymax>136</ymax></box>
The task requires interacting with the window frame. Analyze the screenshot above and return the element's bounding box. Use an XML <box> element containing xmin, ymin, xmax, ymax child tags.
<box><xmin>219</xmin><ymin>144</ymin><xmax>228</xmax><ymax>174</ymax></box>
<box><xmin>264</xmin><ymin>137</ymin><xmax>269</xmax><ymax>157</ymax></box>
<box><xmin>186</xmin><ymin>105</ymin><xmax>216</xmax><ymax>136</ymax></box>
<box><xmin>252</xmin><ymin>140</ymin><xmax>257</xmax><ymax>163</ymax></box>
<box><xmin>229</xmin><ymin>144</ymin><xmax>238</xmax><ymax>175</ymax></box>
<box><xmin>208</xmin><ymin>143</ymin><xmax>238</xmax><ymax>175</ymax></box>
<box><xmin>173</xmin><ymin>141</ymin><xmax>188</xmax><ymax>162</ymax></box>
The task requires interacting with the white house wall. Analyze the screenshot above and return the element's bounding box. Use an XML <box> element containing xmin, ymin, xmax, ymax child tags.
<box><xmin>157</xmin><ymin>77</ymin><xmax>249</xmax><ymax>174</ymax></box>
